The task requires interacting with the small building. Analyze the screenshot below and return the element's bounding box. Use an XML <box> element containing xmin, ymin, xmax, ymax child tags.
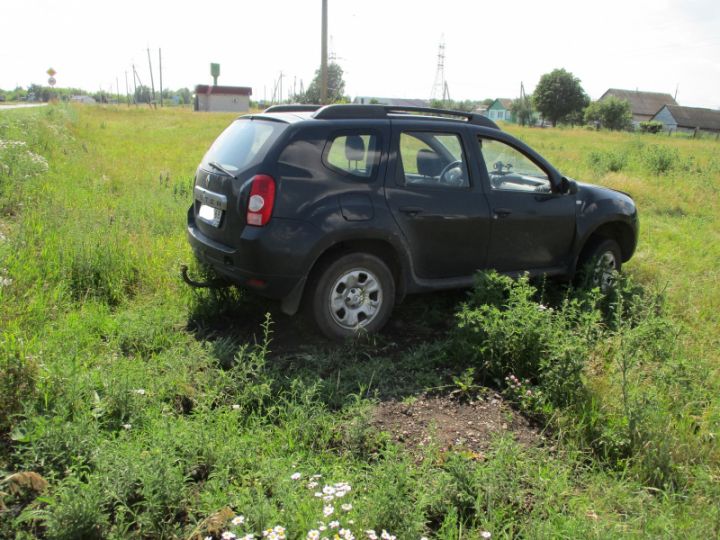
<box><xmin>70</xmin><ymin>95</ymin><xmax>96</xmax><ymax>104</ymax></box>
<box><xmin>651</xmin><ymin>105</ymin><xmax>720</xmax><ymax>135</ymax></box>
<box><xmin>194</xmin><ymin>85</ymin><xmax>252</xmax><ymax>112</ymax></box>
<box><xmin>599</xmin><ymin>88</ymin><xmax>677</xmax><ymax>125</ymax></box>
<box><xmin>486</xmin><ymin>99</ymin><xmax>514</xmax><ymax>122</ymax></box>
<box><xmin>353</xmin><ymin>96</ymin><xmax>429</xmax><ymax>107</ymax></box>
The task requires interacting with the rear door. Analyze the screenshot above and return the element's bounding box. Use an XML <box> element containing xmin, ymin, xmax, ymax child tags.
<box><xmin>385</xmin><ymin>124</ymin><xmax>491</xmax><ymax>279</ymax></box>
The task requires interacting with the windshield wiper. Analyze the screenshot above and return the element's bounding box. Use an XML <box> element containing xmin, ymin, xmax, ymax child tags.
<box><xmin>208</xmin><ymin>161</ymin><xmax>238</xmax><ymax>178</ymax></box>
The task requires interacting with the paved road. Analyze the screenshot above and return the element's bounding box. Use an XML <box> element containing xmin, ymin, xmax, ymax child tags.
<box><xmin>0</xmin><ymin>103</ymin><xmax>48</xmax><ymax>111</ymax></box>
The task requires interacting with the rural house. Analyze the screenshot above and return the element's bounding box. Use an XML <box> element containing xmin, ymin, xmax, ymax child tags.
<box><xmin>486</xmin><ymin>98</ymin><xmax>514</xmax><ymax>122</ymax></box>
<box><xmin>651</xmin><ymin>105</ymin><xmax>720</xmax><ymax>135</ymax></box>
<box><xmin>194</xmin><ymin>85</ymin><xmax>252</xmax><ymax>112</ymax></box>
<box><xmin>599</xmin><ymin>88</ymin><xmax>677</xmax><ymax>125</ymax></box>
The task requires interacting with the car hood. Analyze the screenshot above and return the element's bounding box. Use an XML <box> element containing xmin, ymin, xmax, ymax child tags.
<box><xmin>572</xmin><ymin>178</ymin><xmax>637</xmax><ymax>217</ymax></box>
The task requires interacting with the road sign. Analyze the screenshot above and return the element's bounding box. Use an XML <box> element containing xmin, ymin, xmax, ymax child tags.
<box><xmin>48</xmin><ymin>77</ymin><xmax>56</xmax><ymax>87</ymax></box>
<box><xmin>47</xmin><ymin>68</ymin><xmax>56</xmax><ymax>77</ymax></box>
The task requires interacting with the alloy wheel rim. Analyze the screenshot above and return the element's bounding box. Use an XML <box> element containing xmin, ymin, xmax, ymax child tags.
<box><xmin>593</xmin><ymin>251</ymin><xmax>618</xmax><ymax>292</ymax></box>
<box><xmin>329</xmin><ymin>268</ymin><xmax>382</xmax><ymax>330</ymax></box>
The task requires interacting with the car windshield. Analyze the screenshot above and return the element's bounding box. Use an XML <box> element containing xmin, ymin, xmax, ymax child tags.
<box><xmin>201</xmin><ymin>118</ymin><xmax>287</xmax><ymax>173</ymax></box>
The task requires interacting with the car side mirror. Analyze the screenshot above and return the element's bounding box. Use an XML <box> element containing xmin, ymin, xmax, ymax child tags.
<box><xmin>560</xmin><ymin>177</ymin><xmax>578</xmax><ymax>195</ymax></box>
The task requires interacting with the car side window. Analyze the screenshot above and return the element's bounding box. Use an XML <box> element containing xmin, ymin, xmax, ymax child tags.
<box><xmin>478</xmin><ymin>138</ymin><xmax>552</xmax><ymax>193</ymax></box>
<box><xmin>399</xmin><ymin>132</ymin><xmax>469</xmax><ymax>188</ymax></box>
<box><xmin>324</xmin><ymin>133</ymin><xmax>378</xmax><ymax>179</ymax></box>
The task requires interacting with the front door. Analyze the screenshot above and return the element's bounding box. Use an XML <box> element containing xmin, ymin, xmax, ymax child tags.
<box><xmin>476</xmin><ymin>137</ymin><xmax>576</xmax><ymax>272</ymax></box>
<box><xmin>385</xmin><ymin>128</ymin><xmax>491</xmax><ymax>279</ymax></box>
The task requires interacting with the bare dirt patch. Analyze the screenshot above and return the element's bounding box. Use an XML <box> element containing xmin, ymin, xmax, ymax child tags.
<box><xmin>371</xmin><ymin>394</ymin><xmax>542</xmax><ymax>457</ymax></box>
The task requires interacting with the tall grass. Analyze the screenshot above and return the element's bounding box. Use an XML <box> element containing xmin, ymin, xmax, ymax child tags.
<box><xmin>1</xmin><ymin>105</ymin><xmax>719</xmax><ymax>538</ymax></box>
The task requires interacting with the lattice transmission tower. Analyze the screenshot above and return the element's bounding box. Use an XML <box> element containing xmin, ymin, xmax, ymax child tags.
<box><xmin>430</xmin><ymin>39</ymin><xmax>450</xmax><ymax>103</ymax></box>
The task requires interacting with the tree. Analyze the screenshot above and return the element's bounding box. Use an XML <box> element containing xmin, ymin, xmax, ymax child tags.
<box><xmin>533</xmin><ymin>68</ymin><xmax>589</xmax><ymax>127</ymax></box>
<box><xmin>583</xmin><ymin>97</ymin><xmax>632</xmax><ymax>130</ymax></box>
<box><xmin>298</xmin><ymin>62</ymin><xmax>346</xmax><ymax>104</ymax></box>
<box><xmin>134</xmin><ymin>85</ymin><xmax>152</xmax><ymax>104</ymax></box>
<box><xmin>510</xmin><ymin>97</ymin><xmax>534</xmax><ymax>126</ymax></box>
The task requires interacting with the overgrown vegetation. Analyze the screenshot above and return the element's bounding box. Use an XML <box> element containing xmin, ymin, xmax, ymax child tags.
<box><xmin>1</xmin><ymin>105</ymin><xmax>719</xmax><ymax>539</ymax></box>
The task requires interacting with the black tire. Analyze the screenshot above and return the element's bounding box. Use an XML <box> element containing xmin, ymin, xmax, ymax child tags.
<box><xmin>308</xmin><ymin>253</ymin><xmax>396</xmax><ymax>340</ymax></box>
<box><xmin>576</xmin><ymin>238</ymin><xmax>622</xmax><ymax>292</ymax></box>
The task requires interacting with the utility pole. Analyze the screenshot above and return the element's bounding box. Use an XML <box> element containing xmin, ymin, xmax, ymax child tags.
<box><xmin>116</xmin><ymin>77</ymin><xmax>120</xmax><ymax>105</ymax></box>
<box><xmin>124</xmin><ymin>71</ymin><xmax>130</xmax><ymax>107</ymax></box>
<box><xmin>320</xmin><ymin>0</ymin><xmax>328</xmax><ymax>104</ymax></box>
<box><xmin>147</xmin><ymin>47</ymin><xmax>156</xmax><ymax>107</ymax></box>
<box><xmin>158</xmin><ymin>48</ymin><xmax>163</xmax><ymax>107</ymax></box>
<box><xmin>131</xmin><ymin>64</ymin><xmax>139</xmax><ymax>105</ymax></box>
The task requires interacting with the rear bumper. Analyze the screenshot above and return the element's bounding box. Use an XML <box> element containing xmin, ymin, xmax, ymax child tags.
<box><xmin>187</xmin><ymin>207</ymin><xmax>311</xmax><ymax>299</ymax></box>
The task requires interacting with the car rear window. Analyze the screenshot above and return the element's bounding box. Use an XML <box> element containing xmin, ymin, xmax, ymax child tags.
<box><xmin>201</xmin><ymin>118</ymin><xmax>287</xmax><ymax>173</ymax></box>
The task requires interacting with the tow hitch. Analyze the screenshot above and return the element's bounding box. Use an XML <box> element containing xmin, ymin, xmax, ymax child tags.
<box><xmin>180</xmin><ymin>264</ymin><xmax>230</xmax><ymax>289</ymax></box>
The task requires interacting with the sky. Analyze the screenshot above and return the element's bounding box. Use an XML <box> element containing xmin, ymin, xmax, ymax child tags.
<box><xmin>1</xmin><ymin>0</ymin><xmax>719</xmax><ymax>108</ymax></box>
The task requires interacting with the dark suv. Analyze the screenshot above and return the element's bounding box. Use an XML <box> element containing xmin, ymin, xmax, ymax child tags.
<box><xmin>187</xmin><ymin>104</ymin><xmax>638</xmax><ymax>339</ymax></box>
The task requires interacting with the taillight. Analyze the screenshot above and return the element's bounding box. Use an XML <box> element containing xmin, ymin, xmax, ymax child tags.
<box><xmin>246</xmin><ymin>175</ymin><xmax>276</xmax><ymax>227</ymax></box>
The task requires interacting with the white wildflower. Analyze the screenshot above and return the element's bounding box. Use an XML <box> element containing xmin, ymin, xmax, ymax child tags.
<box><xmin>291</xmin><ymin>472</ymin><xmax>302</xmax><ymax>480</ymax></box>
<box><xmin>307</xmin><ymin>531</ymin><xmax>320</xmax><ymax>540</ymax></box>
<box><xmin>329</xmin><ymin>521</ymin><xmax>340</xmax><ymax>529</ymax></box>
<box><xmin>134</xmin><ymin>388</ymin><xmax>146</xmax><ymax>395</ymax></box>
<box><xmin>231</xmin><ymin>515</ymin><xmax>245</xmax><ymax>526</ymax></box>
<box><xmin>232</xmin><ymin>404</ymin><xmax>241</xmax><ymax>410</ymax></box>
<box><xmin>341</xmin><ymin>503</ymin><xmax>352</xmax><ymax>512</ymax></box>
<box><xmin>322</xmin><ymin>485</ymin><xmax>336</xmax><ymax>496</ymax></box>
<box><xmin>481</xmin><ymin>532</ymin><xmax>492</xmax><ymax>539</ymax></box>
<box><xmin>122</xmin><ymin>423</ymin><xmax>132</xmax><ymax>430</ymax></box>
<box><xmin>323</xmin><ymin>504</ymin><xmax>334</xmax><ymax>517</ymax></box>
<box><xmin>222</xmin><ymin>532</ymin><xmax>237</xmax><ymax>540</ymax></box>
<box><xmin>365</xmin><ymin>531</ymin><xmax>378</xmax><ymax>540</ymax></box>
<box><xmin>307</xmin><ymin>481</ymin><xmax>319</xmax><ymax>489</ymax></box>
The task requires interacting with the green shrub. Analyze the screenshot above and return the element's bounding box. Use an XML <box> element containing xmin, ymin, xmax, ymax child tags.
<box><xmin>0</xmin><ymin>333</ymin><xmax>37</xmax><ymax>433</ymax></box>
<box><xmin>641</xmin><ymin>145</ymin><xmax>678</xmax><ymax>175</ymax></box>
<box><xmin>639</xmin><ymin>121</ymin><xmax>664</xmax><ymax>134</ymax></box>
<box><xmin>587</xmin><ymin>149</ymin><xmax>628</xmax><ymax>174</ymax></box>
<box><xmin>455</xmin><ymin>273</ymin><xmax>601</xmax><ymax>407</ymax></box>
<box><xmin>30</xmin><ymin>477</ymin><xmax>109</xmax><ymax>540</ymax></box>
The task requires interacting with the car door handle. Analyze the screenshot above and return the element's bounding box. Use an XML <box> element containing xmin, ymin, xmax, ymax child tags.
<box><xmin>493</xmin><ymin>208</ymin><xmax>512</xmax><ymax>218</ymax></box>
<box><xmin>399</xmin><ymin>206</ymin><xmax>423</xmax><ymax>217</ymax></box>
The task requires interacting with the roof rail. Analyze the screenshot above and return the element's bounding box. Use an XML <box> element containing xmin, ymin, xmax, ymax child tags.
<box><xmin>263</xmin><ymin>104</ymin><xmax>322</xmax><ymax>113</ymax></box>
<box><xmin>384</xmin><ymin>105</ymin><xmax>500</xmax><ymax>129</ymax></box>
<box><xmin>313</xmin><ymin>104</ymin><xmax>387</xmax><ymax>119</ymax></box>
<box><xmin>309</xmin><ymin>104</ymin><xmax>499</xmax><ymax>129</ymax></box>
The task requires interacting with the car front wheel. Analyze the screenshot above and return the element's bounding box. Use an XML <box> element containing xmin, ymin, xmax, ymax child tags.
<box><xmin>310</xmin><ymin>253</ymin><xmax>395</xmax><ymax>340</ymax></box>
<box><xmin>578</xmin><ymin>238</ymin><xmax>622</xmax><ymax>293</ymax></box>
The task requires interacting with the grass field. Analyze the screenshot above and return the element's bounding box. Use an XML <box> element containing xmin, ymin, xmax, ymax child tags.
<box><xmin>1</xmin><ymin>104</ymin><xmax>719</xmax><ymax>539</ymax></box>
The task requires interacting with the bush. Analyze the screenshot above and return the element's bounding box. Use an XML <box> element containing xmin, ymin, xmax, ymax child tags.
<box><xmin>455</xmin><ymin>273</ymin><xmax>601</xmax><ymax>407</ymax></box>
<box><xmin>587</xmin><ymin>149</ymin><xmax>628</xmax><ymax>174</ymax></box>
<box><xmin>639</xmin><ymin>121</ymin><xmax>664</xmax><ymax>134</ymax></box>
<box><xmin>0</xmin><ymin>333</ymin><xmax>37</xmax><ymax>433</ymax></box>
<box><xmin>584</xmin><ymin>97</ymin><xmax>632</xmax><ymax>131</ymax></box>
<box><xmin>641</xmin><ymin>145</ymin><xmax>678</xmax><ymax>175</ymax></box>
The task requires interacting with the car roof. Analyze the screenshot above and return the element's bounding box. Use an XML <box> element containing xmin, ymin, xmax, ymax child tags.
<box><xmin>241</xmin><ymin>104</ymin><xmax>501</xmax><ymax>130</ymax></box>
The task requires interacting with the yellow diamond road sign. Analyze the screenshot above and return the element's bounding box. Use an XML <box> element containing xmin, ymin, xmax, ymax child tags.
<box><xmin>47</xmin><ymin>68</ymin><xmax>56</xmax><ymax>77</ymax></box>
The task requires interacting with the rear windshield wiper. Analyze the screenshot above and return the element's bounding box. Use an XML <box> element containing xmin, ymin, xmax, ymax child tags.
<box><xmin>208</xmin><ymin>161</ymin><xmax>238</xmax><ymax>178</ymax></box>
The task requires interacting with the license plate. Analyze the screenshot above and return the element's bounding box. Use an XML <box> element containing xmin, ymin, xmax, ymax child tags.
<box><xmin>198</xmin><ymin>204</ymin><xmax>222</xmax><ymax>227</ymax></box>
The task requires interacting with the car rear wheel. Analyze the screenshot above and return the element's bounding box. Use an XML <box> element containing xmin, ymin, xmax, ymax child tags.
<box><xmin>310</xmin><ymin>253</ymin><xmax>395</xmax><ymax>340</ymax></box>
<box><xmin>578</xmin><ymin>238</ymin><xmax>622</xmax><ymax>293</ymax></box>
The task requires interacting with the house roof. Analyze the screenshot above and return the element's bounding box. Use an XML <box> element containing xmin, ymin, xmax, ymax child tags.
<box><xmin>195</xmin><ymin>85</ymin><xmax>252</xmax><ymax>96</ymax></box>
<box><xmin>655</xmin><ymin>105</ymin><xmax>720</xmax><ymax>131</ymax></box>
<box><xmin>599</xmin><ymin>88</ymin><xmax>677</xmax><ymax>117</ymax></box>
<box><xmin>489</xmin><ymin>98</ymin><xmax>513</xmax><ymax>110</ymax></box>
